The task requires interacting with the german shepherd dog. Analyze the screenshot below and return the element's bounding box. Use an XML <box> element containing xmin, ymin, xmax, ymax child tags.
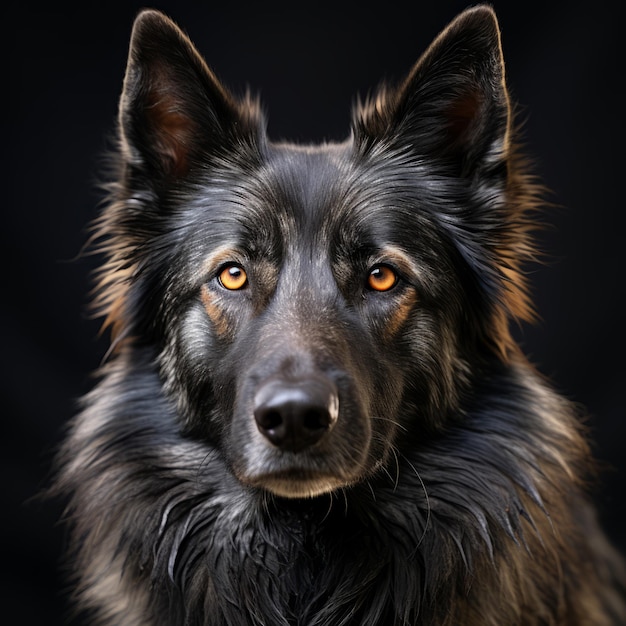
<box><xmin>55</xmin><ymin>5</ymin><xmax>626</xmax><ymax>625</ymax></box>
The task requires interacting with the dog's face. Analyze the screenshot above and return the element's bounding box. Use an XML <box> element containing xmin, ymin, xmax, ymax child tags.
<box><xmin>158</xmin><ymin>144</ymin><xmax>470</xmax><ymax>498</ymax></box>
<box><xmin>99</xmin><ymin>7</ymin><xmax>532</xmax><ymax>498</ymax></box>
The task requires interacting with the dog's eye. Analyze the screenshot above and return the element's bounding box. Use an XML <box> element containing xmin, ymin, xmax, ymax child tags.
<box><xmin>367</xmin><ymin>265</ymin><xmax>398</xmax><ymax>292</ymax></box>
<box><xmin>218</xmin><ymin>264</ymin><xmax>248</xmax><ymax>290</ymax></box>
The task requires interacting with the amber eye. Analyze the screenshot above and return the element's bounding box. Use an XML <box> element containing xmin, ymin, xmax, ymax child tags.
<box><xmin>218</xmin><ymin>264</ymin><xmax>248</xmax><ymax>290</ymax></box>
<box><xmin>367</xmin><ymin>264</ymin><xmax>398</xmax><ymax>292</ymax></box>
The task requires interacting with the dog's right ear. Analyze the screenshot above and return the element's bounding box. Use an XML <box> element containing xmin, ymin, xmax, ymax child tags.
<box><xmin>118</xmin><ymin>10</ymin><xmax>262</xmax><ymax>181</ymax></box>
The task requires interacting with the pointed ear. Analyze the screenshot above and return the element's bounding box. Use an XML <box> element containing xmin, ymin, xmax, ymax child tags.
<box><xmin>119</xmin><ymin>9</ymin><xmax>262</xmax><ymax>180</ymax></box>
<box><xmin>354</xmin><ymin>5</ymin><xmax>510</xmax><ymax>176</ymax></box>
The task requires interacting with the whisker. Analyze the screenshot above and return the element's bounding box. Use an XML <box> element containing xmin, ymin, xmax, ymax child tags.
<box><xmin>366</xmin><ymin>479</ymin><xmax>377</xmax><ymax>502</ymax></box>
<box><xmin>370</xmin><ymin>415</ymin><xmax>408</xmax><ymax>433</ymax></box>
<box><xmin>321</xmin><ymin>492</ymin><xmax>335</xmax><ymax>523</ymax></box>
<box><xmin>380</xmin><ymin>466</ymin><xmax>395</xmax><ymax>485</ymax></box>
<box><xmin>340</xmin><ymin>487</ymin><xmax>349</xmax><ymax>517</ymax></box>
<box><xmin>388</xmin><ymin>444</ymin><xmax>401</xmax><ymax>492</ymax></box>
<box><xmin>400</xmin><ymin>454</ymin><xmax>431</xmax><ymax>551</ymax></box>
<box><xmin>370</xmin><ymin>431</ymin><xmax>401</xmax><ymax>491</ymax></box>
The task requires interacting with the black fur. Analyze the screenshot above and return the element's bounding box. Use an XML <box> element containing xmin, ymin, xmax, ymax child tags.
<box><xmin>55</xmin><ymin>5</ymin><xmax>626</xmax><ymax>625</ymax></box>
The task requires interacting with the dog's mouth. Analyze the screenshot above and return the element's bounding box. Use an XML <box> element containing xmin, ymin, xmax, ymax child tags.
<box><xmin>240</xmin><ymin>467</ymin><xmax>353</xmax><ymax>499</ymax></box>
<box><xmin>233</xmin><ymin>431</ymin><xmax>374</xmax><ymax>498</ymax></box>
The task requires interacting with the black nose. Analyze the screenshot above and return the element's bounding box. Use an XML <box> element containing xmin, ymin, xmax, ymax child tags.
<box><xmin>253</xmin><ymin>377</ymin><xmax>338</xmax><ymax>452</ymax></box>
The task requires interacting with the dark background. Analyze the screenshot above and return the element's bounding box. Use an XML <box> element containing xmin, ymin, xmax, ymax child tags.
<box><xmin>5</xmin><ymin>1</ymin><xmax>625</xmax><ymax>623</ymax></box>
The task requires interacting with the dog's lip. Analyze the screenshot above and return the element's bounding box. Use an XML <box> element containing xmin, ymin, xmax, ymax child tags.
<box><xmin>241</xmin><ymin>467</ymin><xmax>352</xmax><ymax>498</ymax></box>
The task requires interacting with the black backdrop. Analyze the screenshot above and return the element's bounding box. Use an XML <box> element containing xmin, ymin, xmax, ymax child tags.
<box><xmin>5</xmin><ymin>1</ymin><xmax>625</xmax><ymax>623</ymax></box>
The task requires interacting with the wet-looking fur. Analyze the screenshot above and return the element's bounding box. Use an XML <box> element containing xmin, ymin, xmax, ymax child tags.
<box><xmin>54</xmin><ymin>5</ymin><xmax>626</xmax><ymax>625</ymax></box>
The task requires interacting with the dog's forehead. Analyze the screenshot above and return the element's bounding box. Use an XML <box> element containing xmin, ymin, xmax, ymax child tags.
<box><xmin>260</xmin><ymin>142</ymin><xmax>420</xmax><ymax>228</ymax></box>
<box><xmin>263</xmin><ymin>143</ymin><xmax>349</xmax><ymax>216</ymax></box>
<box><xmin>188</xmin><ymin>141</ymin><xmax>432</xmax><ymax>261</ymax></box>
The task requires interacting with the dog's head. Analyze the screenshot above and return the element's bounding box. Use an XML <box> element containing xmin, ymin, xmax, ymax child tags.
<box><xmin>93</xmin><ymin>7</ymin><xmax>538</xmax><ymax>498</ymax></box>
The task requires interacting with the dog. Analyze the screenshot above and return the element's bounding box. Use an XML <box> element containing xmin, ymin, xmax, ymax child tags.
<box><xmin>55</xmin><ymin>5</ymin><xmax>626</xmax><ymax>625</ymax></box>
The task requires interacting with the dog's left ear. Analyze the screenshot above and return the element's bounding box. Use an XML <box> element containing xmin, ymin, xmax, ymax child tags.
<box><xmin>355</xmin><ymin>5</ymin><xmax>510</xmax><ymax>176</ymax></box>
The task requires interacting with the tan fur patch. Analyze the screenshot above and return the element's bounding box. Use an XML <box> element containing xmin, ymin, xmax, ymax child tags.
<box><xmin>200</xmin><ymin>285</ymin><xmax>231</xmax><ymax>338</ymax></box>
<box><xmin>385</xmin><ymin>289</ymin><xmax>418</xmax><ymax>339</ymax></box>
